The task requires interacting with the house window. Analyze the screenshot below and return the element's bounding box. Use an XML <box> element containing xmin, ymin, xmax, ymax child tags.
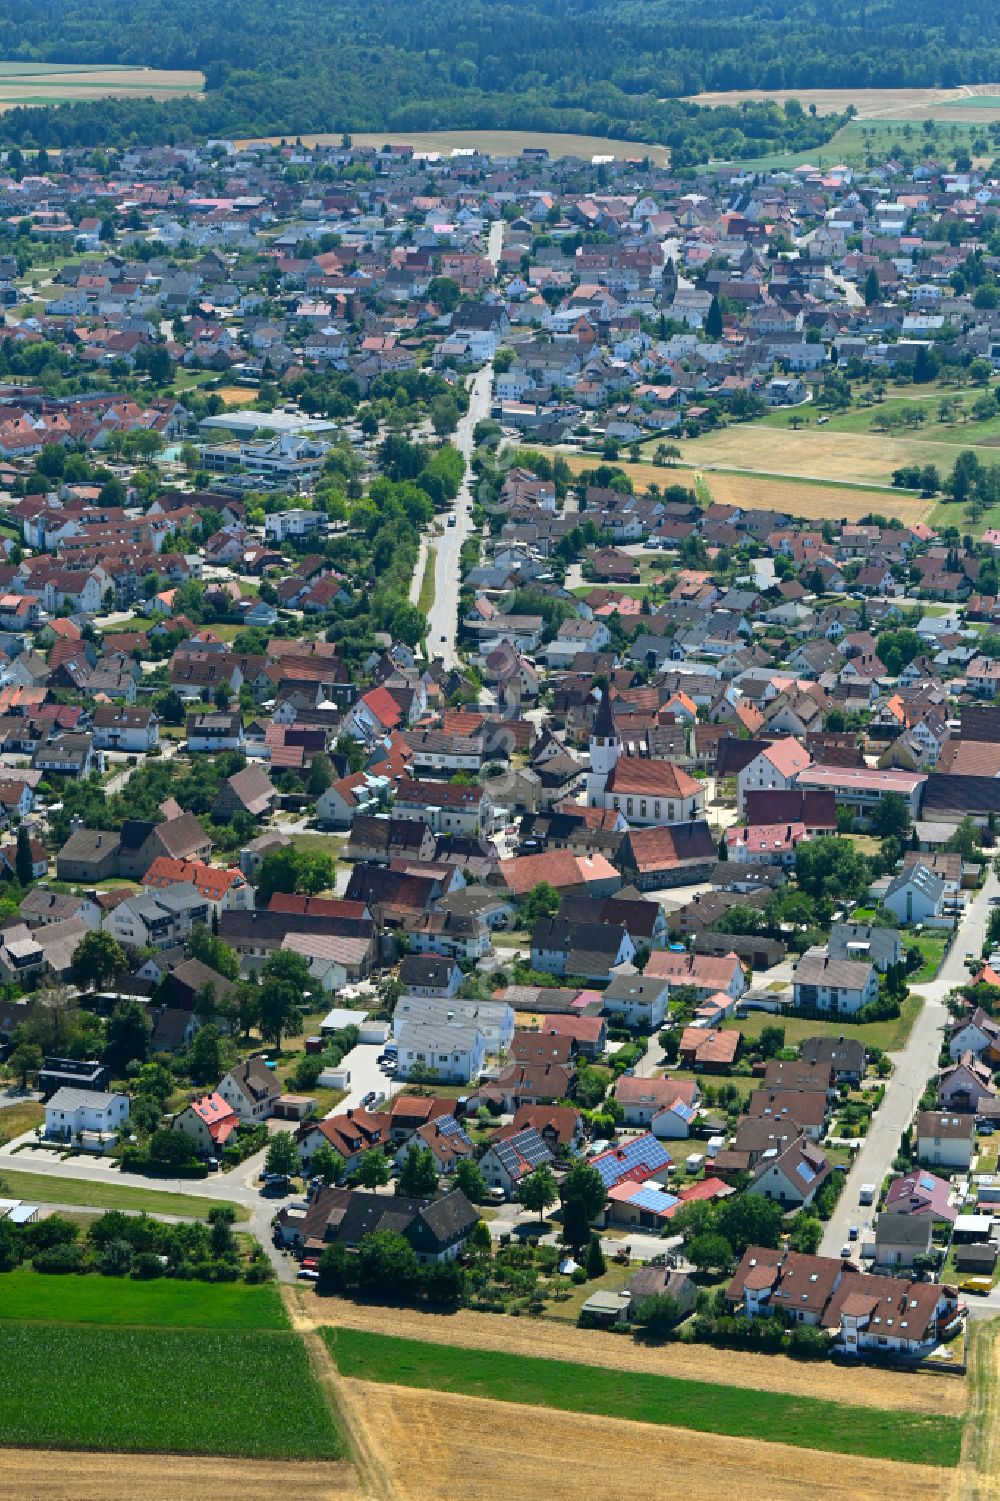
<box><xmin>640</xmin><ymin>800</ymin><xmax>647</xmax><ymax>819</ymax></box>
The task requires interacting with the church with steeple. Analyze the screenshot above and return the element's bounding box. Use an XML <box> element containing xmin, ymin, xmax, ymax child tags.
<box><xmin>586</xmin><ymin>690</ymin><xmax>704</xmax><ymax>828</ymax></box>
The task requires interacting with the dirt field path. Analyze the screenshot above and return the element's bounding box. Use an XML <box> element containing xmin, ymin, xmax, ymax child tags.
<box><xmin>283</xmin><ymin>1287</ymin><xmax>395</xmax><ymax>1501</ymax></box>
<box><xmin>0</xmin><ymin>1450</ymin><xmax>360</xmax><ymax>1501</ymax></box>
<box><xmin>345</xmin><ymin>1379</ymin><xmax>954</xmax><ymax>1501</ymax></box>
<box><xmin>295</xmin><ymin>1290</ymin><xmax>965</xmax><ymax>1417</ymax></box>
<box><xmin>954</xmin><ymin>1319</ymin><xmax>1000</xmax><ymax>1501</ymax></box>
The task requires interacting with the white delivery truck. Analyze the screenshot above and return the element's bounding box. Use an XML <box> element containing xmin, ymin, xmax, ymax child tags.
<box><xmin>859</xmin><ymin>1183</ymin><xmax>876</xmax><ymax>1206</ymax></box>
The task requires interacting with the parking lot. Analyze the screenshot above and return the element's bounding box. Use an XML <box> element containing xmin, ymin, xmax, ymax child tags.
<box><xmin>331</xmin><ymin>1041</ymin><xmax>402</xmax><ymax>1115</ymax></box>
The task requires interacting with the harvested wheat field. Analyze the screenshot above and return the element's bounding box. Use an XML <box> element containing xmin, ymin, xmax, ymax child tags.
<box><xmin>703</xmin><ymin>469</ymin><xmax>933</xmax><ymax>525</ymax></box>
<box><xmin>687</xmin><ymin>86</ymin><xmax>1000</xmax><ymax>123</ymax></box>
<box><xmin>0</xmin><ymin>64</ymin><xmax>203</xmax><ymax>110</ymax></box>
<box><xmin>297</xmin><ymin>1292</ymin><xmax>963</xmax><ymax>1417</ymax></box>
<box><xmin>235</xmin><ymin>130</ymin><xmax>669</xmax><ymax>163</ymax></box>
<box><xmin>543</xmin><ymin>448</ymin><xmax>932</xmax><ymax>525</ymax></box>
<box><xmin>670</xmin><ymin>423</ymin><xmax>957</xmax><ymax>489</ymax></box>
<box><xmin>0</xmin><ymin>1450</ymin><xmax>360</xmax><ymax>1501</ymax></box>
<box><xmin>344</xmin><ymin>1379</ymin><xmax>953</xmax><ymax>1501</ymax></box>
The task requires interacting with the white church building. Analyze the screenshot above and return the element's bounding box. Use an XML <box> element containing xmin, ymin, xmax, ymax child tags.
<box><xmin>586</xmin><ymin>692</ymin><xmax>704</xmax><ymax>828</ymax></box>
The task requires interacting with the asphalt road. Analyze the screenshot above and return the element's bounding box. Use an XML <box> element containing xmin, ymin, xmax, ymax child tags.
<box><xmin>425</xmin><ymin>359</ymin><xmax>494</xmax><ymax>668</ymax></box>
<box><xmin>820</xmin><ymin>869</ymin><xmax>997</xmax><ymax>1258</ymax></box>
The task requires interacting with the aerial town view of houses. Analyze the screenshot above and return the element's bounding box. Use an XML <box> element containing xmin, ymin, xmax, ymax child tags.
<box><xmin>7</xmin><ymin>104</ymin><xmax>1000</xmax><ymax>1501</ymax></box>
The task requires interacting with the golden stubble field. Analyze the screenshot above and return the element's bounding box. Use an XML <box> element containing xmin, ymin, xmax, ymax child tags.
<box><xmin>344</xmin><ymin>1379</ymin><xmax>955</xmax><ymax>1501</ymax></box>
<box><xmin>668</xmin><ymin>422</ymin><xmax>970</xmax><ymax>489</ymax></box>
<box><xmin>687</xmin><ymin>85</ymin><xmax>1000</xmax><ymax>123</ymax></box>
<box><xmin>0</xmin><ymin>1451</ymin><xmax>360</xmax><ymax>1501</ymax></box>
<box><xmin>234</xmin><ymin>130</ymin><xmax>670</xmax><ymax>163</ymax></box>
<box><xmin>0</xmin><ymin>65</ymin><xmax>203</xmax><ymax>110</ymax></box>
<box><xmin>544</xmin><ymin>447</ymin><xmax>934</xmax><ymax>525</ymax></box>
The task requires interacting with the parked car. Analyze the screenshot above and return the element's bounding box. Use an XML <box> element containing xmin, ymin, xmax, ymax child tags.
<box><xmin>297</xmin><ymin>1267</ymin><xmax>320</xmax><ymax>1281</ymax></box>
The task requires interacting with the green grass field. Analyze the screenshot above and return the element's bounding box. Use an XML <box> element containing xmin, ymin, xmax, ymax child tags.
<box><xmin>723</xmin><ymin>992</ymin><xmax>922</xmax><ymax>1053</ymax></box>
<box><xmin>0</xmin><ymin>1168</ymin><xmax>249</xmax><ymax>1221</ymax></box>
<box><xmin>732</xmin><ymin>116</ymin><xmax>982</xmax><ymax>172</ymax></box>
<box><xmin>0</xmin><ymin>1270</ymin><xmax>288</xmax><ymax>1330</ymax></box>
<box><xmin>324</xmin><ymin>1328</ymin><xmax>961</xmax><ymax>1466</ymax></box>
<box><xmin>0</xmin><ymin>1324</ymin><xmax>342</xmax><ymax>1458</ymax></box>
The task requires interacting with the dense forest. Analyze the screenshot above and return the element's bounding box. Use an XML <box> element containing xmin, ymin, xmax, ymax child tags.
<box><xmin>0</xmin><ymin>0</ymin><xmax>996</xmax><ymax>156</ymax></box>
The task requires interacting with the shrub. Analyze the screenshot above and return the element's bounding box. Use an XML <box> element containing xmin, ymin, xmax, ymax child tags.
<box><xmin>787</xmin><ymin>1325</ymin><xmax>832</xmax><ymax>1360</ymax></box>
<box><xmin>132</xmin><ymin>1252</ymin><xmax>164</xmax><ymax>1279</ymax></box>
<box><xmin>32</xmin><ymin>1243</ymin><xmax>86</xmax><ymax>1275</ymax></box>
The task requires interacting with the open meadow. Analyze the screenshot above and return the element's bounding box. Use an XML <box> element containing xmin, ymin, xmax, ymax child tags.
<box><xmin>0</xmin><ymin>62</ymin><xmax>203</xmax><ymax>110</ymax></box>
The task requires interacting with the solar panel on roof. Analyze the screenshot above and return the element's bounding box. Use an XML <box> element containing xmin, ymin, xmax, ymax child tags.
<box><xmin>796</xmin><ymin>1161</ymin><xmax>816</xmax><ymax>1185</ymax></box>
<box><xmin>436</xmin><ymin>1114</ymin><xmax>473</xmax><ymax>1147</ymax></box>
<box><xmin>492</xmin><ymin>1128</ymin><xmax>551</xmax><ymax>1177</ymax></box>
<box><xmin>593</xmin><ymin>1134</ymin><xmax>671</xmax><ymax>1187</ymax></box>
<box><xmin>918</xmin><ymin>1173</ymin><xmax>936</xmax><ymax>1192</ymax></box>
<box><xmin>629</xmin><ymin>1184</ymin><xmax>679</xmax><ymax>1214</ymax></box>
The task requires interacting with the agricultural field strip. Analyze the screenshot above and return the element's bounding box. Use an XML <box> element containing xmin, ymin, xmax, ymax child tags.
<box><xmin>235</xmin><ymin>130</ymin><xmax>671</xmax><ymax>163</ymax></box>
<box><xmin>0</xmin><ymin>1451</ymin><xmax>360</xmax><ymax>1501</ymax></box>
<box><xmin>0</xmin><ymin>1324</ymin><xmax>343</xmax><ymax>1460</ymax></box>
<box><xmin>535</xmin><ymin>448</ymin><xmax>933</xmax><ymax>524</ymax></box>
<box><xmin>300</xmin><ymin>1290</ymin><xmax>960</xmax><ymax>1414</ymax></box>
<box><xmin>323</xmin><ymin>1327</ymin><xmax>963</xmax><ymax>1465</ymax></box>
<box><xmin>346</xmin><ymin>1379</ymin><xmax>954</xmax><ymax>1501</ymax></box>
<box><xmin>0</xmin><ymin>1269</ymin><xmax>289</xmax><ymax>1329</ymax></box>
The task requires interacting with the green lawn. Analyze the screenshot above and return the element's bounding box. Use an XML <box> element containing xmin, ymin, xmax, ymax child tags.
<box><xmin>669</xmin><ymin>1068</ymin><xmax>756</xmax><ymax>1102</ymax></box>
<box><xmin>903</xmin><ymin>930</ymin><xmax>950</xmax><ymax>983</ymax></box>
<box><xmin>0</xmin><ymin>1270</ymin><xmax>288</xmax><ymax>1330</ymax></box>
<box><xmin>0</xmin><ymin>1325</ymin><xmax>342</xmax><ymax>1459</ymax></box>
<box><xmin>725</xmin><ymin>991</ymin><xmax>922</xmax><ymax>1053</ymax></box>
<box><xmin>324</xmin><ymin>1328</ymin><xmax>961</xmax><ymax>1467</ymax></box>
<box><xmin>0</xmin><ymin>1169</ymin><xmax>249</xmax><ymax>1222</ymax></box>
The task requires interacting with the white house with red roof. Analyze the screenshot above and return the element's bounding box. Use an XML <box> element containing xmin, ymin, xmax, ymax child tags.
<box><xmin>343</xmin><ymin>685</ymin><xmax>404</xmax><ymax>742</ymax></box>
<box><xmin>172</xmin><ymin>1092</ymin><xmax>240</xmax><ymax>1157</ymax></box>
<box><xmin>142</xmin><ymin>856</ymin><xmax>253</xmax><ymax>914</ymax></box>
<box><xmin>724</xmin><ymin>819</ymin><xmax>807</xmax><ymax>867</ymax></box>
<box><xmin>736</xmin><ymin>737</ymin><xmax>812</xmax><ymax>815</ymax></box>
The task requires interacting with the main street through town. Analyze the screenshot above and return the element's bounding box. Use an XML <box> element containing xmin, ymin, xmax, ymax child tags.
<box><xmin>821</xmin><ymin>867</ymin><xmax>998</xmax><ymax>1258</ymax></box>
